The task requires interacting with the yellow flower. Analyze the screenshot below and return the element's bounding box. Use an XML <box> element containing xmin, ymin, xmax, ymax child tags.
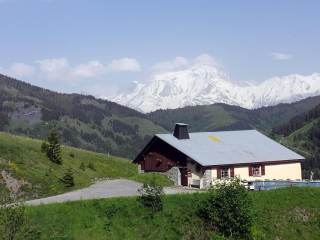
<box><xmin>9</xmin><ymin>162</ymin><xmax>20</xmax><ymax>172</ymax></box>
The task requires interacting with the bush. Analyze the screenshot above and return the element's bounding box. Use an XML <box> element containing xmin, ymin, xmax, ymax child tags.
<box><xmin>69</xmin><ymin>152</ymin><xmax>75</xmax><ymax>158</ymax></box>
<box><xmin>40</xmin><ymin>141</ymin><xmax>49</xmax><ymax>153</ymax></box>
<box><xmin>88</xmin><ymin>162</ymin><xmax>95</xmax><ymax>171</ymax></box>
<box><xmin>198</xmin><ymin>177</ymin><xmax>253</xmax><ymax>239</ymax></box>
<box><xmin>0</xmin><ymin>187</ymin><xmax>25</xmax><ymax>239</ymax></box>
<box><xmin>137</xmin><ymin>176</ymin><xmax>164</xmax><ymax>215</ymax></box>
<box><xmin>60</xmin><ymin>168</ymin><xmax>75</xmax><ymax>187</ymax></box>
<box><xmin>79</xmin><ymin>162</ymin><xmax>85</xmax><ymax>171</ymax></box>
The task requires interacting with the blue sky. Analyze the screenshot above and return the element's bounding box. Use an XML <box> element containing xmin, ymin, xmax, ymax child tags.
<box><xmin>0</xmin><ymin>0</ymin><xmax>319</xmax><ymax>97</ymax></box>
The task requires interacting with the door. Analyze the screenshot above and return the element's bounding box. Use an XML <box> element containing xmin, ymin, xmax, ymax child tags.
<box><xmin>180</xmin><ymin>168</ymin><xmax>188</xmax><ymax>186</ymax></box>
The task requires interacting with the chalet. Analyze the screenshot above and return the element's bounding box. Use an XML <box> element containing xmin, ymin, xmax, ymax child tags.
<box><xmin>133</xmin><ymin>123</ymin><xmax>305</xmax><ymax>188</ymax></box>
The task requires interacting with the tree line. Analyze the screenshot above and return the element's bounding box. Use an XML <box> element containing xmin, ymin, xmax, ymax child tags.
<box><xmin>272</xmin><ymin>103</ymin><xmax>320</xmax><ymax>136</ymax></box>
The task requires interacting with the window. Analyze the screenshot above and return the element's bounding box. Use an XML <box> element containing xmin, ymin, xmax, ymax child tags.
<box><xmin>221</xmin><ymin>168</ymin><xmax>229</xmax><ymax>178</ymax></box>
<box><xmin>252</xmin><ymin>166</ymin><xmax>260</xmax><ymax>176</ymax></box>
<box><xmin>249</xmin><ymin>165</ymin><xmax>265</xmax><ymax>177</ymax></box>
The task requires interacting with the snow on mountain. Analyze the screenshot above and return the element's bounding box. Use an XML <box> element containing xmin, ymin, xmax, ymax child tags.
<box><xmin>106</xmin><ymin>65</ymin><xmax>320</xmax><ymax>113</ymax></box>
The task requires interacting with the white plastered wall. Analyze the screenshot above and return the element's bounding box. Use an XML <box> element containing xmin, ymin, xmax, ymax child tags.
<box><xmin>234</xmin><ymin>162</ymin><xmax>302</xmax><ymax>181</ymax></box>
<box><xmin>188</xmin><ymin>161</ymin><xmax>302</xmax><ymax>188</ymax></box>
<box><xmin>202</xmin><ymin>162</ymin><xmax>302</xmax><ymax>188</ymax></box>
<box><xmin>187</xmin><ymin>162</ymin><xmax>203</xmax><ymax>187</ymax></box>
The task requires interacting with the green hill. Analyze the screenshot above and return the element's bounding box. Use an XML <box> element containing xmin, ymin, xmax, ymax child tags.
<box><xmin>148</xmin><ymin>96</ymin><xmax>320</xmax><ymax>133</ymax></box>
<box><xmin>3</xmin><ymin>73</ymin><xmax>320</xmax><ymax>163</ymax></box>
<box><xmin>0</xmin><ymin>74</ymin><xmax>168</xmax><ymax>159</ymax></box>
<box><xmin>270</xmin><ymin>103</ymin><xmax>320</xmax><ymax>179</ymax></box>
<box><xmin>22</xmin><ymin>187</ymin><xmax>320</xmax><ymax>240</ymax></box>
<box><xmin>0</xmin><ymin>132</ymin><xmax>136</xmax><ymax>200</ymax></box>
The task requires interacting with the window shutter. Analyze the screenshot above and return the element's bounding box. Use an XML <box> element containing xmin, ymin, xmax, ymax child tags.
<box><xmin>261</xmin><ymin>165</ymin><xmax>265</xmax><ymax>175</ymax></box>
<box><xmin>230</xmin><ymin>167</ymin><xmax>234</xmax><ymax>177</ymax></box>
<box><xmin>217</xmin><ymin>169</ymin><xmax>221</xmax><ymax>179</ymax></box>
<box><xmin>249</xmin><ymin>166</ymin><xmax>253</xmax><ymax>176</ymax></box>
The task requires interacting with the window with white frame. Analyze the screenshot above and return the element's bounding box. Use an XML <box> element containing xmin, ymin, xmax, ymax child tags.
<box><xmin>252</xmin><ymin>166</ymin><xmax>260</xmax><ymax>176</ymax></box>
<box><xmin>221</xmin><ymin>168</ymin><xmax>229</xmax><ymax>178</ymax></box>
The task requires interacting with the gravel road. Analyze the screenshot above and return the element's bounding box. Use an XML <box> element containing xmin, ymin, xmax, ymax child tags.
<box><xmin>25</xmin><ymin>179</ymin><xmax>198</xmax><ymax>206</ymax></box>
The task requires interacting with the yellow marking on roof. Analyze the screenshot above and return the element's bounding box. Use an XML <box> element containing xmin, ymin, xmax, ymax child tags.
<box><xmin>208</xmin><ymin>136</ymin><xmax>221</xmax><ymax>142</ymax></box>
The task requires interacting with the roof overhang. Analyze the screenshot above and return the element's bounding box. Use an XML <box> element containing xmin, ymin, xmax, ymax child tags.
<box><xmin>132</xmin><ymin>136</ymin><xmax>159</xmax><ymax>163</ymax></box>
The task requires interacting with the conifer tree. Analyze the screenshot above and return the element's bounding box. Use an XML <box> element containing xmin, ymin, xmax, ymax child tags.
<box><xmin>47</xmin><ymin>128</ymin><xmax>63</xmax><ymax>164</ymax></box>
<box><xmin>41</xmin><ymin>141</ymin><xmax>49</xmax><ymax>153</ymax></box>
<box><xmin>60</xmin><ymin>167</ymin><xmax>75</xmax><ymax>187</ymax></box>
<box><xmin>79</xmin><ymin>162</ymin><xmax>85</xmax><ymax>171</ymax></box>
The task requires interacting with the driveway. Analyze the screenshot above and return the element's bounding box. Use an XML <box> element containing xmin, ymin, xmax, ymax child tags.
<box><xmin>25</xmin><ymin>179</ymin><xmax>198</xmax><ymax>206</ymax></box>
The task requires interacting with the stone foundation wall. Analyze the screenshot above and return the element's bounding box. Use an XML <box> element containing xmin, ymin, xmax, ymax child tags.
<box><xmin>164</xmin><ymin>167</ymin><xmax>180</xmax><ymax>186</ymax></box>
<box><xmin>202</xmin><ymin>169</ymin><xmax>212</xmax><ymax>189</ymax></box>
<box><xmin>138</xmin><ymin>164</ymin><xmax>144</xmax><ymax>174</ymax></box>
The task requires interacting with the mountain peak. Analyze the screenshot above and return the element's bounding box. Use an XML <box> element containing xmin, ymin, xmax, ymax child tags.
<box><xmin>107</xmin><ymin>68</ymin><xmax>320</xmax><ymax>113</ymax></box>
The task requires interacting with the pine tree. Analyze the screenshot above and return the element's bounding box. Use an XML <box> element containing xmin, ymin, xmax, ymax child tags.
<box><xmin>79</xmin><ymin>162</ymin><xmax>85</xmax><ymax>171</ymax></box>
<box><xmin>47</xmin><ymin>128</ymin><xmax>63</xmax><ymax>164</ymax></box>
<box><xmin>41</xmin><ymin>141</ymin><xmax>49</xmax><ymax>153</ymax></box>
<box><xmin>60</xmin><ymin>167</ymin><xmax>75</xmax><ymax>187</ymax></box>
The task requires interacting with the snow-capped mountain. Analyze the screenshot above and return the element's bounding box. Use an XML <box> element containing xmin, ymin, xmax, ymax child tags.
<box><xmin>107</xmin><ymin>65</ymin><xmax>320</xmax><ymax>113</ymax></box>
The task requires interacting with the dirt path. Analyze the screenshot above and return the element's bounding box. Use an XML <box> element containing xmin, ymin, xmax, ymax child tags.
<box><xmin>25</xmin><ymin>179</ymin><xmax>198</xmax><ymax>206</ymax></box>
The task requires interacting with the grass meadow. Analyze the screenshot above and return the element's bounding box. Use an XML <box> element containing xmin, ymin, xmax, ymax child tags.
<box><xmin>0</xmin><ymin>132</ymin><xmax>137</xmax><ymax>199</ymax></box>
<box><xmin>21</xmin><ymin>187</ymin><xmax>320</xmax><ymax>240</ymax></box>
<box><xmin>129</xmin><ymin>173</ymin><xmax>174</xmax><ymax>187</ymax></box>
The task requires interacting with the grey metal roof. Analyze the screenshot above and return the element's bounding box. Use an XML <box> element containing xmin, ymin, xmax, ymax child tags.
<box><xmin>155</xmin><ymin>130</ymin><xmax>305</xmax><ymax>166</ymax></box>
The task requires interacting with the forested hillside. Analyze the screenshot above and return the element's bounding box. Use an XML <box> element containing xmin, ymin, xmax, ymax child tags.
<box><xmin>0</xmin><ymin>74</ymin><xmax>168</xmax><ymax>159</ymax></box>
<box><xmin>148</xmin><ymin>96</ymin><xmax>320</xmax><ymax>133</ymax></box>
<box><xmin>2</xmin><ymin>73</ymin><xmax>320</xmax><ymax>164</ymax></box>
<box><xmin>269</xmin><ymin>104</ymin><xmax>320</xmax><ymax>179</ymax></box>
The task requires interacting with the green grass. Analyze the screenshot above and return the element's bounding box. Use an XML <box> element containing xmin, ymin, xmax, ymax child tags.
<box><xmin>24</xmin><ymin>194</ymin><xmax>211</xmax><ymax>240</ymax></box>
<box><xmin>102</xmin><ymin>115</ymin><xmax>169</xmax><ymax>138</ymax></box>
<box><xmin>23</xmin><ymin>187</ymin><xmax>320</xmax><ymax>240</ymax></box>
<box><xmin>276</xmin><ymin>118</ymin><xmax>320</xmax><ymax>157</ymax></box>
<box><xmin>251</xmin><ymin>187</ymin><xmax>320</xmax><ymax>240</ymax></box>
<box><xmin>129</xmin><ymin>173</ymin><xmax>174</xmax><ymax>187</ymax></box>
<box><xmin>0</xmin><ymin>132</ymin><xmax>137</xmax><ymax>200</ymax></box>
<box><xmin>284</xmin><ymin>119</ymin><xmax>318</xmax><ymax>144</ymax></box>
<box><xmin>119</xmin><ymin>117</ymin><xmax>169</xmax><ymax>138</ymax></box>
<box><xmin>148</xmin><ymin>105</ymin><xmax>236</xmax><ymax>132</ymax></box>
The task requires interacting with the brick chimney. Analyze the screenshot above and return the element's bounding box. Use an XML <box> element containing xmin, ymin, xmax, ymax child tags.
<box><xmin>173</xmin><ymin>123</ymin><xmax>190</xmax><ymax>140</ymax></box>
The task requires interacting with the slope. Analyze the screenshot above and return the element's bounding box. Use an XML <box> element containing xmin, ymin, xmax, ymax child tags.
<box><xmin>148</xmin><ymin>95</ymin><xmax>320</xmax><ymax>133</ymax></box>
<box><xmin>0</xmin><ymin>74</ymin><xmax>168</xmax><ymax>159</ymax></box>
<box><xmin>23</xmin><ymin>187</ymin><xmax>320</xmax><ymax>240</ymax></box>
<box><xmin>269</xmin><ymin>103</ymin><xmax>320</xmax><ymax>179</ymax></box>
<box><xmin>0</xmin><ymin>132</ymin><xmax>136</xmax><ymax>200</ymax></box>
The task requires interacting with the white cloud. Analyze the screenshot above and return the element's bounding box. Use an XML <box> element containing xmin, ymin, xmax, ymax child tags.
<box><xmin>36</xmin><ymin>57</ymin><xmax>141</xmax><ymax>81</ymax></box>
<box><xmin>0</xmin><ymin>66</ymin><xmax>7</xmax><ymax>75</ymax></box>
<box><xmin>0</xmin><ymin>63</ymin><xmax>35</xmax><ymax>79</ymax></box>
<box><xmin>10</xmin><ymin>63</ymin><xmax>36</xmax><ymax>79</ymax></box>
<box><xmin>71</xmin><ymin>61</ymin><xmax>106</xmax><ymax>78</ymax></box>
<box><xmin>151</xmin><ymin>56</ymin><xmax>188</xmax><ymax>71</ymax></box>
<box><xmin>269</xmin><ymin>52</ymin><xmax>293</xmax><ymax>60</ymax></box>
<box><xmin>193</xmin><ymin>54</ymin><xmax>222</xmax><ymax>67</ymax></box>
<box><xmin>107</xmin><ymin>58</ymin><xmax>141</xmax><ymax>72</ymax></box>
<box><xmin>35</xmin><ymin>58</ymin><xmax>69</xmax><ymax>80</ymax></box>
